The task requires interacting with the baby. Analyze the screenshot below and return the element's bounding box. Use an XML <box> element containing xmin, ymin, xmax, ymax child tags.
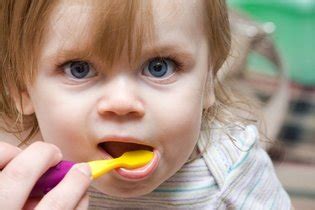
<box><xmin>0</xmin><ymin>0</ymin><xmax>291</xmax><ymax>209</ymax></box>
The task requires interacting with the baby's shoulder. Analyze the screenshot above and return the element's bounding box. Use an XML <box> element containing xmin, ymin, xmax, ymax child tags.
<box><xmin>198</xmin><ymin>124</ymin><xmax>291</xmax><ymax>209</ymax></box>
<box><xmin>198</xmin><ymin>124</ymin><xmax>264</xmax><ymax>186</ymax></box>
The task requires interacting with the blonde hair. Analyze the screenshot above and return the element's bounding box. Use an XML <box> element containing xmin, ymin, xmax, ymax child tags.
<box><xmin>0</xmin><ymin>0</ymin><xmax>255</xmax><ymax>146</ymax></box>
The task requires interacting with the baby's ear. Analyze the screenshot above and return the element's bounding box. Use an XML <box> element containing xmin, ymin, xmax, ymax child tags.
<box><xmin>12</xmin><ymin>90</ymin><xmax>35</xmax><ymax>115</ymax></box>
<box><xmin>203</xmin><ymin>71</ymin><xmax>215</xmax><ymax>110</ymax></box>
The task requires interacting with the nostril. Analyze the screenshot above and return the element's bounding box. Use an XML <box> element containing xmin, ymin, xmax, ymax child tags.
<box><xmin>97</xmin><ymin>100</ymin><xmax>145</xmax><ymax>117</ymax></box>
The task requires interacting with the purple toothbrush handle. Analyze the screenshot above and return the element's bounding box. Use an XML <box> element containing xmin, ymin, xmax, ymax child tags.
<box><xmin>30</xmin><ymin>160</ymin><xmax>75</xmax><ymax>197</ymax></box>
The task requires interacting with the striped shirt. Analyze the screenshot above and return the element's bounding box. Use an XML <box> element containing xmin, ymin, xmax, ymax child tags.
<box><xmin>88</xmin><ymin>124</ymin><xmax>291</xmax><ymax>209</ymax></box>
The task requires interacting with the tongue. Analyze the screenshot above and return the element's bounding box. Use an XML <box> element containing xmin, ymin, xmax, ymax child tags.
<box><xmin>101</xmin><ymin>142</ymin><xmax>152</xmax><ymax>158</ymax></box>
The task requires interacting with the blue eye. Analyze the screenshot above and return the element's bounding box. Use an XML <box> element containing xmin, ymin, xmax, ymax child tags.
<box><xmin>64</xmin><ymin>61</ymin><xmax>97</xmax><ymax>79</ymax></box>
<box><xmin>143</xmin><ymin>58</ymin><xmax>175</xmax><ymax>78</ymax></box>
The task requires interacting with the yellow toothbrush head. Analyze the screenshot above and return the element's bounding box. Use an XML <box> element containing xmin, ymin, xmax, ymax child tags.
<box><xmin>88</xmin><ymin>150</ymin><xmax>154</xmax><ymax>179</ymax></box>
<box><xmin>118</xmin><ymin>150</ymin><xmax>154</xmax><ymax>168</ymax></box>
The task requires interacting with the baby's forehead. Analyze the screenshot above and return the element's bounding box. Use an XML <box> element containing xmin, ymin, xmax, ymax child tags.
<box><xmin>48</xmin><ymin>0</ymin><xmax>205</xmax><ymax>40</ymax></box>
<box><xmin>42</xmin><ymin>0</ymin><xmax>207</xmax><ymax>67</ymax></box>
<box><xmin>150</xmin><ymin>0</ymin><xmax>205</xmax><ymax>41</ymax></box>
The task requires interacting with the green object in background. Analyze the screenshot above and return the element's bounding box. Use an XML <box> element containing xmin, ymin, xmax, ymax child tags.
<box><xmin>228</xmin><ymin>0</ymin><xmax>315</xmax><ymax>86</ymax></box>
<box><xmin>247</xmin><ymin>52</ymin><xmax>278</xmax><ymax>76</ymax></box>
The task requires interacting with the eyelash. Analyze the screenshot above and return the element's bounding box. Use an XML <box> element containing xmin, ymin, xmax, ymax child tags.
<box><xmin>56</xmin><ymin>59</ymin><xmax>92</xmax><ymax>71</ymax></box>
<box><xmin>55</xmin><ymin>55</ymin><xmax>185</xmax><ymax>76</ymax></box>
<box><xmin>146</xmin><ymin>56</ymin><xmax>184</xmax><ymax>71</ymax></box>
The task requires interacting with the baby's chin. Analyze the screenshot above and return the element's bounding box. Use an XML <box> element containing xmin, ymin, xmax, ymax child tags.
<box><xmin>90</xmin><ymin>179</ymin><xmax>157</xmax><ymax>198</ymax></box>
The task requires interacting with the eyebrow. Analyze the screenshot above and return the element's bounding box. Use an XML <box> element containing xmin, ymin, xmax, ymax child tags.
<box><xmin>48</xmin><ymin>49</ymin><xmax>94</xmax><ymax>62</ymax></box>
<box><xmin>144</xmin><ymin>41</ymin><xmax>194</xmax><ymax>55</ymax></box>
<box><xmin>139</xmin><ymin>43</ymin><xmax>196</xmax><ymax>65</ymax></box>
<box><xmin>44</xmin><ymin>42</ymin><xmax>196</xmax><ymax>69</ymax></box>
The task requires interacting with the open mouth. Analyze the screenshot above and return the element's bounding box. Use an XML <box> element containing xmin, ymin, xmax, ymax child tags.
<box><xmin>98</xmin><ymin>141</ymin><xmax>154</xmax><ymax>158</ymax></box>
<box><xmin>97</xmin><ymin>140</ymin><xmax>159</xmax><ymax>180</ymax></box>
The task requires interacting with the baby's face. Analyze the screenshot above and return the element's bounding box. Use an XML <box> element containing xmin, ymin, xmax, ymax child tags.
<box><xmin>26</xmin><ymin>0</ymin><xmax>212</xmax><ymax>197</ymax></box>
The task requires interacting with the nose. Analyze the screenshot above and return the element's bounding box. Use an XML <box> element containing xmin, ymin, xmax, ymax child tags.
<box><xmin>97</xmin><ymin>76</ymin><xmax>145</xmax><ymax>118</ymax></box>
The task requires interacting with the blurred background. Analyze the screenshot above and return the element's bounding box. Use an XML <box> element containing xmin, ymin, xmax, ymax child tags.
<box><xmin>227</xmin><ymin>0</ymin><xmax>315</xmax><ymax>209</ymax></box>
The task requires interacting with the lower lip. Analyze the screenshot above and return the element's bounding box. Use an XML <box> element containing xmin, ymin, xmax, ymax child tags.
<box><xmin>114</xmin><ymin>149</ymin><xmax>160</xmax><ymax>181</ymax></box>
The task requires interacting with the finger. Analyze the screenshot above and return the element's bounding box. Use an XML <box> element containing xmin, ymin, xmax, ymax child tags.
<box><xmin>36</xmin><ymin>163</ymin><xmax>91</xmax><ymax>210</ymax></box>
<box><xmin>75</xmin><ymin>193</ymin><xmax>89</xmax><ymax>210</ymax></box>
<box><xmin>0</xmin><ymin>142</ymin><xmax>62</xmax><ymax>209</ymax></box>
<box><xmin>0</xmin><ymin>141</ymin><xmax>21</xmax><ymax>169</ymax></box>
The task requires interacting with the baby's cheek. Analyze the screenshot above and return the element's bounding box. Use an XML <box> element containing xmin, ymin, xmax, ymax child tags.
<box><xmin>36</xmin><ymin>102</ymin><xmax>90</xmax><ymax>160</ymax></box>
<box><xmin>155</xmin><ymin>96</ymin><xmax>202</xmax><ymax>161</ymax></box>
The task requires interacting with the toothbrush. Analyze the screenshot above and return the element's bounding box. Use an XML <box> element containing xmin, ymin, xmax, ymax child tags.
<box><xmin>29</xmin><ymin>150</ymin><xmax>153</xmax><ymax>197</ymax></box>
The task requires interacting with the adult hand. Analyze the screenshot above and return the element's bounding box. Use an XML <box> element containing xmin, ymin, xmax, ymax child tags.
<box><xmin>0</xmin><ymin>141</ymin><xmax>91</xmax><ymax>210</ymax></box>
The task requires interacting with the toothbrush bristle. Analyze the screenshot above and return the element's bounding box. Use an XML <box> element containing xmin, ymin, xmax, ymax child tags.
<box><xmin>120</xmin><ymin>150</ymin><xmax>154</xmax><ymax>167</ymax></box>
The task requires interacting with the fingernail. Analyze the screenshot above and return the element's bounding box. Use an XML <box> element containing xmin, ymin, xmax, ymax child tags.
<box><xmin>73</xmin><ymin>163</ymin><xmax>92</xmax><ymax>179</ymax></box>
